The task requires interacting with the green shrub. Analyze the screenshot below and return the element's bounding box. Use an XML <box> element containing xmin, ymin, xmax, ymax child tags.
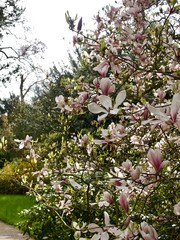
<box><xmin>0</xmin><ymin>158</ymin><xmax>37</xmax><ymax>194</ymax></box>
<box><xmin>19</xmin><ymin>204</ymin><xmax>74</xmax><ymax>240</ymax></box>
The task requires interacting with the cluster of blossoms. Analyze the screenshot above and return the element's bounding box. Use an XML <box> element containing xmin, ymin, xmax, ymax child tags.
<box><xmin>20</xmin><ymin>0</ymin><xmax>180</xmax><ymax>239</ymax></box>
<box><xmin>55</xmin><ymin>91</ymin><xmax>88</xmax><ymax>113</ymax></box>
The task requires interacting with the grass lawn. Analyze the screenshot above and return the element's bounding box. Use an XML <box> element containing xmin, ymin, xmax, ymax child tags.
<box><xmin>0</xmin><ymin>194</ymin><xmax>35</xmax><ymax>225</ymax></box>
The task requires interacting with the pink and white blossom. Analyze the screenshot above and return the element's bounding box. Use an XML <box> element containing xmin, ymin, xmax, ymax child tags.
<box><xmin>122</xmin><ymin>160</ymin><xmax>132</xmax><ymax>171</ymax></box>
<box><xmin>170</xmin><ymin>93</ymin><xmax>180</xmax><ymax>124</ymax></box>
<box><xmin>130</xmin><ymin>166</ymin><xmax>141</xmax><ymax>181</ymax></box>
<box><xmin>55</xmin><ymin>95</ymin><xmax>73</xmax><ymax>112</ymax></box>
<box><xmin>78</xmin><ymin>91</ymin><xmax>88</xmax><ymax>104</ymax></box>
<box><xmin>93</xmin><ymin>123</ymin><xmax>126</xmax><ymax>144</ymax></box>
<box><xmin>119</xmin><ymin>193</ymin><xmax>129</xmax><ymax>213</ymax></box>
<box><xmin>148</xmin><ymin>93</ymin><xmax>180</xmax><ymax>130</ymax></box>
<box><xmin>93</xmin><ymin>60</ymin><xmax>110</xmax><ymax>77</ymax></box>
<box><xmin>55</xmin><ymin>95</ymin><xmax>65</xmax><ymax>110</ymax></box>
<box><xmin>99</xmin><ymin>78</ymin><xmax>115</xmax><ymax>95</ymax></box>
<box><xmin>147</xmin><ymin>148</ymin><xmax>168</xmax><ymax>173</ymax></box>
<box><xmin>103</xmin><ymin>191</ymin><xmax>113</xmax><ymax>205</ymax></box>
<box><xmin>15</xmin><ymin>135</ymin><xmax>32</xmax><ymax>149</ymax></box>
<box><xmin>88</xmin><ymin>90</ymin><xmax>126</xmax><ymax>121</ymax></box>
<box><xmin>139</xmin><ymin>222</ymin><xmax>158</xmax><ymax>240</ymax></box>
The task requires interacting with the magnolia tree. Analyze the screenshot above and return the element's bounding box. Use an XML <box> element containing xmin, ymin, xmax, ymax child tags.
<box><xmin>19</xmin><ymin>0</ymin><xmax>180</xmax><ymax>239</ymax></box>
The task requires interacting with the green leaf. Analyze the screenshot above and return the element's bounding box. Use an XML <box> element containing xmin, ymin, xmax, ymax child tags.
<box><xmin>100</xmin><ymin>38</ymin><xmax>105</xmax><ymax>52</ymax></box>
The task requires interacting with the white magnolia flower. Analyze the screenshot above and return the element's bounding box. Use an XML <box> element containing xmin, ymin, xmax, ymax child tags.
<box><xmin>88</xmin><ymin>90</ymin><xmax>126</xmax><ymax>121</ymax></box>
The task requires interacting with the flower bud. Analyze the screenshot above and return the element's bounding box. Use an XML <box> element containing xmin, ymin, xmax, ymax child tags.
<box><xmin>122</xmin><ymin>160</ymin><xmax>132</xmax><ymax>171</ymax></box>
<box><xmin>103</xmin><ymin>191</ymin><xmax>113</xmax><ymax>204</ymax></box>
<box><xmin>139</xmin><ymin>222</ymin><xmax>158</xmax><ymax>240</ymax></box>
<box><xmin>119</xmin><ymin>193</ymin><xmax>129</xmax><ymax>213</ymax></box>
<box><xmin>74</xmin><ymin>231</ymin><xmax>81</xmax><ymax>239</ymax></box>
<box><xmin>130</xmin><ymin>167</ymin><xmax>141</xmax><ymax>181</ymax></box>
<box><xmin>147</xmin><ymin>148</ymin><xmax>168</xmax><ymax>173</ymax></box>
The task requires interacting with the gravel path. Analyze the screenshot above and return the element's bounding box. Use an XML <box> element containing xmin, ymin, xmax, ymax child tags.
<box><xmin>0</xmin><ymin>221</ymin><xmax>31</xmax><ymax>240</ymax></box>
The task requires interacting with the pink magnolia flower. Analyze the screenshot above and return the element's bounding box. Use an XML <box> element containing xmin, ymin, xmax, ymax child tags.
<box><xmin>26</xmin><ymin>148</ymin><xmax>39</xmax><ymax>163</ymax></box>
<box><xmin>156</xmin><ymin>88</ymin><xmax>166</xmax><ymax>102</ymax></box>
<box><xmin>93</xmin><ymin>123</ymin><xmax>126</xmax><ymax>144</ymax></box>
<box><xmin>110</xmin><ymin>178</ymin><xmax>122</xmax><ymax>187</ymax></box>
<box><xmin>88</xmin><ymin>90</ymin><xmax>126</xmax><ymax>121</ymax></box>
<box><xmin>103</xmin><ymin>191</ymin><xmax>113</xmax><ymax>204</ymax></box>
<box><xmin>122</xmin><ymin>160</ymin><xmax>132</xmax><ymax>171</ymax></box>
<box><xmin>119</xmin><ymin>193</ymin><xmax>129</xmax><ymax>213</ymax></box>
<box><xmin>170</xmin><ymin>93</ymin><xmax>180</xmax><ymax>124</ymax></box>
<box><xmin>99</xmin><ymin>78</ymin><xmax>115</xmax><ymax>95</ymax></box>
<box><xmin>110</xmin><ymin>62</ymin><xmax>121</xmax><ymax>74</ymax></box>
<box><xmin>15</xmin><ymin>135</ymin><xmax>32</xmax><ymax>149</ymax></box>
<box><xmin>93</xmin><ymin>60</ymin><xmax>110</xmax><ymax>77</ymax></box>
<box><xmin>88</xmin><ymin>212</ymin><xmax>115</xmax><ymax>240</ymax></box>
<box><xmin>130</xmin><ymin>166</ymin><xmax>141</xmax><ymax>181</ymax></box>
<box><xmin>147</xmin><ymin>93</ymin><xmax>180</xmax><ymax>130</ymax></box>
<box><xmin>93</xmin><ymin>78</ymin><xmax>100</xmax><ymax>91</ymax></box>
<box><xmin>78</xmin><ymin>91</ymin><xmax>88</xmax><ymax>104</ymax></box>
<box><xmin>51</xmin><ymin>181</ymin><xmax>61</xmax><ymax>192</ymax></box>
<box><xmin>55</xmin><ymin>95</ymin><xmax>65</xmax><ymax>110</ymax></box>
<box><xmin>79</xmin><ymin>134</ymin><xmax>89</xmax><ymax>145</ymax></box>
<box><xmin>139</xmin><ymin>222</ymin><xmax>158</xmax><ymax>240</ymax></box>
<box><xmin>147</xmin><ymin>148</ymin><xmax>168</xmax><ymax>173</ymax></box>
<box><xmin>55</xmin><ymin>95</ymin><xmax>73</xmax><ymax>112</ymax></box>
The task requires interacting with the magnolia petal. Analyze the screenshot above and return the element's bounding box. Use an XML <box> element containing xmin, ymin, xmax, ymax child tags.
<box><xmin>93</xmin><ymin>60</ymin><xmax>109</xmax><ymax>76</ymax></box>
<box><xmin>161</xmin><ymin>160</ymin><xmax>169</xmax><ymax>168</ymax></box>
<box><xmin>88</xmin><ymin>224</ymin><xmax>103</xmax><ymax>233</ymax></box>
<box><xmin>88</xmin><ymin>103</ymin><xmax>107</xmax><ymax>114</ymax></box>
<box><xmin>141</xmin><ymin>119</ymin><xmax>153</xmax><ymax>125</ymax></box>
<box><xmin>101</xmin><ymin>232</ymin><xmax>109</xmax><ymax>240</ymax></box>
<box><xmin>100</xmin><ymin>78</ymin><xmax>115</xmax><ymax>95</ymax></box>
<box><xmin>119</xmin><ymin>193</ymin><xmax>129</xmax><ymax>213</ymax></box>
<box><xmin>99</xmin><ymin>95</ymin><xmax>112</xmax><ymax>110</ymax></box>
<box><xmin>114</xmin><ymin>90</ymin><xmax>126</xmax><ymax>109</ymax></box>
<box><xmin>69</xmin><ymin>179</ymin><xmax>82</xmax><ymax>189</ymax></box>
<box><xmin>91</xmin><ymin>233</ymin><xmax>101</xmax><ymax>240</ymax></box>
<box><xmin>104</xmin><ymin>211</ymin><xmax>110</xmax><ymax>226</ymax></box>
<box><xmin>141</xmin><ymin>233</ymin><xmax>154</xmax><ymax>240</ymax></box>
<box><xmin>147</xmin><ymin>148</ymin><xmax>163</xmax><ymax>172</ymax></box>
<box><xmin>73</xmin><ymin>222</ymin><xmax>78</xmax><ymax>229</ymax></box>
<box><xmin>175</xmin><ymin>112</ymin><xmax>180</xmax><ymax>130</ymax></box>
<box><xmin>100</xmin><ymin>78</ymin><xmax>111</xmax><ymax>95</ymax></box>
<box><xmin>93</xmin><ymin>139</ymin><xmax>108</xmax><ymax>144</ymax></box>
<box><xmin>110</xmin><ymin>108</ymin><xmax>119</xmax><ymax>115</ymax></box>
<box><xmin>171</xmin><ymin>93</ymin><xmax>180</xmax><ymax>122</ymax></box>
<box><xmin>174</xmin><ymin>202</ymin><xmax>180</xmax><ymax>215</ymax></box>
<box><xmin>19</xmin><ymin>143</ymin><xmax>25</xmax><ymax>149</ymax></box>
<box><xmin>148</xmin><ymin>105</ymin><xmax>170</xmax><ymax>121</ymax></box>
<box><xmin>97</xmin><ymin>113</ymin><xmax>108</xmax><ymax>121</ymax></box>
<box><xmin>108</xmin><ymin>227</ymin><xmax>121</xmax><ymax>236</ymax></box>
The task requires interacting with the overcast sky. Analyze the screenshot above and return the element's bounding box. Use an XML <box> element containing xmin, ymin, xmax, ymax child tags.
<box><xmin>1</xmin><ymin>0</ymin><xmax>114</xmax><ymax>98</ymax></box>
<box><xmin>23</xmin><ymin>0</ymin><xmax>113</xmax><ymax>65</ymax></box>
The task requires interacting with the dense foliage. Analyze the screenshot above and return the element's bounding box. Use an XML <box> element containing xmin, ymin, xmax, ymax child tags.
<box><xmin>6</xmin><ymin>0</ymin><xmax>180</xmax><ymax>239</ymax></box>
